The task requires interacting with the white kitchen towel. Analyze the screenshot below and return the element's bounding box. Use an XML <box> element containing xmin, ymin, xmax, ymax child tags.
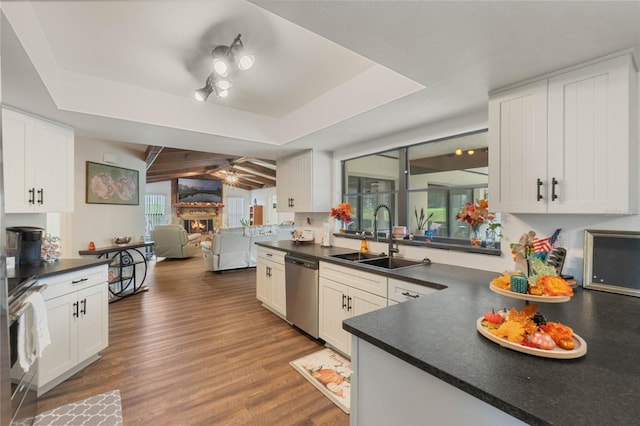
<box><xmin>18</xmin><ymin>291</ymin><xmax>51</xmax><ymax>372</ymax></box>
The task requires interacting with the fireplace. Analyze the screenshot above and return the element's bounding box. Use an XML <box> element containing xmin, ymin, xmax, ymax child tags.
<box><xmin>183</xmin><ymin>218</ymin><xmax>215</xmax><ymax>234</ymax></box>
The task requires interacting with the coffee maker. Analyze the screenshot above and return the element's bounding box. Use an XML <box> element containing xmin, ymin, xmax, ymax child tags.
<box><xmin>6</xmin><ymin>226</ymin><xmax>44</xmax><ymax>266</ymax></box>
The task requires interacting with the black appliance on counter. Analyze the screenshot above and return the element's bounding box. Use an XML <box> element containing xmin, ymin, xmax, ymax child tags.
<box><xmin>6</xmin><ymin>227</ymin><xmax>43</xmax><ymax>266</ymax></box>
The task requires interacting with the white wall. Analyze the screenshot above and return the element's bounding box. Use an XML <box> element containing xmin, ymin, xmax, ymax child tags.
<box><xmin>68</xmin><ymin>138</ymin><xmax>146</xmax><ymax>256</ymax></box>
<box><xmin>332</xmin><ymin>90</ymin><xmax>640</xmax><ymax>284</ymax></box>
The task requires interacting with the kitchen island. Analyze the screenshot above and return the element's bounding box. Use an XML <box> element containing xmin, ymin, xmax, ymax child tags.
<box><xmin>258</xmin><ymin>240</ymin><xmax>640</xmax><ymax>425</ymax></box>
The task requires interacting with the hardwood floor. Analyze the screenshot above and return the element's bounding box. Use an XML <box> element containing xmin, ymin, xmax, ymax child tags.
<box><xmin>36</xmin><ymin>255</ymin><xmax>350</xmax><ymax>425</ymax></box>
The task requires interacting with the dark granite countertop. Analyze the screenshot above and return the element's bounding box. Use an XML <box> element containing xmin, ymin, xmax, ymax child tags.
<box><xmin>9</xmin><ymin>258</ymin><xmax>112</xmax><ymax>287</ymax></box>
<box><xmin>257</xmin><ymin>240</ymin><xmax>640</xmax><ymax>425</ymax></box>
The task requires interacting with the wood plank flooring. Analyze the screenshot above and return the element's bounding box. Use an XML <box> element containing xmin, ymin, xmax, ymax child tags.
<box><xmin>36</xmin><ymin>255</ymin><xmax>350</xmax><ymax>425</ymax></box>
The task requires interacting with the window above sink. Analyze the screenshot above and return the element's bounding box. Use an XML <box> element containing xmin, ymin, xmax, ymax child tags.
<box><xmin>340</xmin><ymin>129</ymin><xmax>501</xmax><ymax>256</ymax></box>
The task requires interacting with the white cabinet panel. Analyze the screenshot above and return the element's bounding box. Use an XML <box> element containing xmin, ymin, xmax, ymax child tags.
<box><xmin>256</xmin><ymin>247</ymin><xmax>286</xmax><ymax>317</ymax></box>
<box><xmin>276</xmin><ymin>150</ymin><xmax>332</xmax><ymax>212</ymax></box>
<box><xmin>488</xmin><ymin>80</ymin><xmax>548</xmax><ymax>213</ymax></box>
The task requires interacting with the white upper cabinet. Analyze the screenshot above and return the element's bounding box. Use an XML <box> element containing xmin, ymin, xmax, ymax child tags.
<box><xmin>276</xmin><ymin>150</ymin><xmax>332</xmax><ymax>213</ymax></box>
<box><xmin>2</xmin><ymin>108</ymin><xmax>75</xmax><ymax>213</ymax></box>
<box><xmin>489</xmin><ymin>53</ymin><xmax>638</xmax><ymax>214</ymax></box>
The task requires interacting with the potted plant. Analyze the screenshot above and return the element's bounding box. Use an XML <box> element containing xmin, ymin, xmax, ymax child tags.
<box><xmin>414</xmin><ymin>207</ymin><xmax>433</xmax><ymax>233</ymax></box>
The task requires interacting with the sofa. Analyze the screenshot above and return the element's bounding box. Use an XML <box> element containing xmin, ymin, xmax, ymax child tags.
<box><xmin>151</xmin><ymin>224</ymin><xmax>201</xmax><ymax>259</ymax></box>
<box><xmin>201</xmin><ymin>225</ymin><xmax>294</xmax><ymax>272</ymax></box>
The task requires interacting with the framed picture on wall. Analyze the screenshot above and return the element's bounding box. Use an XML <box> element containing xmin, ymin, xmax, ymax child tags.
<box><xmin>86</xmin><ymin>161</ymin><xmax>139</xmax><ymax>205</ymax></box>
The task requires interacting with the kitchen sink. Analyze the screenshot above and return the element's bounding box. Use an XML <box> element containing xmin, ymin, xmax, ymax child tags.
<box><xmin>359</xmin><ymin>257</ymin><xmax>424</xmax><ymax>269</ymax></box>
<box><xmin>330</xmin><ymin>252</ymin><xmax>425</xmax><ymax>270</ymax></box>
<box><xmin>330</xmin><ymin>252</ymin><xmax>385</xmax><ymax>262</ymax></box>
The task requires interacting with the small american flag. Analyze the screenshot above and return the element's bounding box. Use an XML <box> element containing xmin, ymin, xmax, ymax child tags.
<box><xmin>533</xmin><ymin>237</ymin><xmax>551</xmax><ymax>253</ymax></box>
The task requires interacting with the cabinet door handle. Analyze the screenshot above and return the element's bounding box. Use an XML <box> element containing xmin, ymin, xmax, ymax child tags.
<box><xmin>341</xmin><ymin>294</ymin><xmax>347</xmax><ymax>309</ymax></box>
<box><xmin>551</xmin><ymin>177</ymin><xmax>559</xmax><ymax>201</ymax></box>
<box><xmin>72</xmin><ymin>277</ymin><xmax>89</xmax><ymax>284</ymax></box>
<box><xmin>37</xmin><ymin>188</ymin><xmax>44</xmax><ymax>205</ymax></box>
<box><xmin>28</xmin><ymin>188</ymin><xmax>35</xmax><ymax>205</ymax></box>
<box><xmin>347</xmin><ymin>296</ymin><xmax>352</xmax><ymax>311</ymax></box>
<box><xmin>73</xmin><ymin>301</ymin><xmax>79</xmax><ymax>318</ymax></box>
<box><xmin>401</xmin><ymin>291</ymin><xmax>420</xmax><ymax>299</ymax></box>
<box><xmin>536</xmin><ymin>178</ymin><xmax>543</xmax><ymax>201</ymax></box>
<box><xmin>80</xmin><ymin>299</ymin><xmax>87</xmax><ymax>315</ymax></box>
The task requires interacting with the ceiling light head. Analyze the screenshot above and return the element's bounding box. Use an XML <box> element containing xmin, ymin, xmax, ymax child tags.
<box><xmin>224</xmin><ymin>173</ymin><xmax>239</xmax><ymax>184</ymax></box>
<box><xmin>237</xmin><ymin>54</ymin><xmax>255</xmax><ymax>71</ymax></box>
<box><xmin>216</xmin><ymin>88</ymin><xmax>229</xmax><ymax>98</ymax></box>
<box><xmin>230</xmin><ymin>34</ymin><xmax>255</xmax><ymax>71</ymax></box>
<box><xmin>194</xmin><ymin>84</ymin><xmax>214</xmax><ymax>102</ymax></box>
<box><xmin>211</xmin><ymin>46</ymin><xmax>231</xmax><ymax>77</ymax></box>
<box><xmin>215</xmin><ymin>80</ymin><xmax>232</xmax><ymax>91</ymax></box>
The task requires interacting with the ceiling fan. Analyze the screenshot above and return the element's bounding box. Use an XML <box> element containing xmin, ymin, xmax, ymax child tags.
<box><xmin>220</xmin><ymin>165</ymin><xmax>254</xmax><ymax>184</ymax></box>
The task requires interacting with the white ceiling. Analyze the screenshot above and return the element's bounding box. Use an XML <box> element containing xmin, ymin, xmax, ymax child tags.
<box><xmin>2</xmin><ymin>1</ymin><xmax>639</xmax><ymax>161</ymax></box>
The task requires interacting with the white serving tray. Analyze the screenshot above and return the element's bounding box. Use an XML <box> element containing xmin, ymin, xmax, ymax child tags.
<box><xmin>476</xmin><ymin>317</ymin><xmax>587</xmax><ymax>359</ymax></box>
<box><xmin>489</xmin><ymin>283</ymin><xmax>571</xmax><ymax>303</ymax></box>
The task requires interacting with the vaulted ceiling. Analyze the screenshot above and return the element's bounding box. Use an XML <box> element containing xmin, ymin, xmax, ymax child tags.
<box><xmin>2</xmin><ymin>1</ymin><xmax>639</xmax><ymax>187</ymax></box>
<box><xmin>145</xmin><ymin>147</ymin><xmax>275</xmax><ymax>191</ymax></box>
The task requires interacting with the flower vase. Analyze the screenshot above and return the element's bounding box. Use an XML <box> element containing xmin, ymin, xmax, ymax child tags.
<box><xmin>470</xmin><ymin>225</ymin><xmax>482</xmax><ymax>247</ymax></box>
<box><xmin>339</xmin><ymin>221</ymin><xmax>346</xmax><ymax>233</ymax></box>
<box><xmin>485</xmin><ymin>229</ymin><xmax>497</xmax><ymax>249</ymax></box>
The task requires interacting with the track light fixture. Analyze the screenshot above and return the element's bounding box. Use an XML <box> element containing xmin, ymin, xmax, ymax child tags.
<box><xmin>194</xmin><ymin>33</ymin><xmax>254</xmax><ymax>102</ymax></box>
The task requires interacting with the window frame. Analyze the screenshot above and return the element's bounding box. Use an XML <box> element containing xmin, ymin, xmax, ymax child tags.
<box><xmin>340</xmin><ymin>129</ymin><xmax>498</xmax><ymax>252</ymax></box>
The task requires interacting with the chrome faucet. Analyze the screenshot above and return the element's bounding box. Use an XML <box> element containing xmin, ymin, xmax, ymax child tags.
<box><xmin>373</xmin><ymin>203</ymin><xmax>399</xmax><ymax>258</ymax></box>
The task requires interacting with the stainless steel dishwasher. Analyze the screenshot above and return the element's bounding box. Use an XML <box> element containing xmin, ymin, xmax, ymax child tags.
<box><xmin>284</xmin><ymin>254</ymin><xmax>319</xmax><ymax>338</ymax></box>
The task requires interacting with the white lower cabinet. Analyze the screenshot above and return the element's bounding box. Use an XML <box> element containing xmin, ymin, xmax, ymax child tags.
<box><xmin>319</xmin><ymin>262</ymin><xmax>387</xmax><ymax>356</ymax></box>
<box><xmin>38</xmin><ymin>265</ymin><xmax>108</xmax><ymax>394</ymax></box>
<box><xmin>256</xmin><ymin>247</ymin><xmax>286</xmax><ymax>317</ymax></box>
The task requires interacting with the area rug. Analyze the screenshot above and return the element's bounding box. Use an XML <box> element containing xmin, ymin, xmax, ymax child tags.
<box><xmin>290</xmin><ymin>348</ymin><xmax>351</xmax><ymax>414</ymax></box>
<box><xmin>34</xmin><ymin>389</ymin><xmax>123</xmax><ymax>426</ymax></box>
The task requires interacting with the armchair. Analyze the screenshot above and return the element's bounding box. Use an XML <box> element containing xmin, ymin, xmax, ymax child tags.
<box><xmin>151</xmin><ymin>225</ymin><xmax>201</xmax><ymax>259</ymax></box>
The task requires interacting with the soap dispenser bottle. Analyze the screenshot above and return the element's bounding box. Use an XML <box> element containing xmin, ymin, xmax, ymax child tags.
<box><xmin>360</xmin><ymin>235</ymin><xmax>368</xmax><ymax>253</ymax></box>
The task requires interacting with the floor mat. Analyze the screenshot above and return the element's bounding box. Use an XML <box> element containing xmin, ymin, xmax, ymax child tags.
<box><xmin>34</xmin><ymin>389</ymin><xmax>123</xmax><ymax>426</ymax></box>
<box><xmin>290</xmin><ymin>348</ymin><xmax>351</xmax><ymax>414</ymax></box>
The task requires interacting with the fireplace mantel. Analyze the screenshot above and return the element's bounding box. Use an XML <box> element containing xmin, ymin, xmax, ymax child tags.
<box><xmin>174</xmin><ymin>203</ymin><xmax>222</xmax><ymax>216</ymax></box>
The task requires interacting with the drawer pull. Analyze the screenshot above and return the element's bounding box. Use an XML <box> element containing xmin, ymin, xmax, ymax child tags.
<box><xmin>401</xmin><ymin>291</ymin><xmax>420</xmax><ymax>299</ymax></box>
<box><xmin>72</xmin><ymin>277</ymin><xmax>89</xmax><ymax>284</ymax></box>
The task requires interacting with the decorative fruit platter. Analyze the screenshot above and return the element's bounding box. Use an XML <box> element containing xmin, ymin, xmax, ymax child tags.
<box><xmin>476</xmin><ymin>317</ymin><xmax>587</xmax><ymax>359</ymax></box>
<box><xmin>480</xmin><ymin>270</ymin><xmax>586</xmax><ymax>359</ymax></box>
<box><xmin>489</xmin><ymin>283</ymin><xmax>571</xmax><ymax>303</ymax></box>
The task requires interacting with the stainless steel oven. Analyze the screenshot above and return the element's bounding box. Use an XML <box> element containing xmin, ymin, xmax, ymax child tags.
<box><xmin>7</xmin><ymin>276</ymin><xmax>44</xmax><ymax>426</ymax></box>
